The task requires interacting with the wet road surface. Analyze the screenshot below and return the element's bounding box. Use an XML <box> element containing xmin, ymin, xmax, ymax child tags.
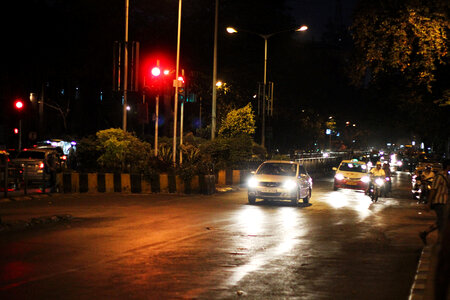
<box><xmin>0</xmin><ymin>172</ymin><xmax>435</xmax><ymax>299</ymax></box>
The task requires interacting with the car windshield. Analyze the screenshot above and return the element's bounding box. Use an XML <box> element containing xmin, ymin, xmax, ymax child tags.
<box><xmin>339</xmin><ymin>163</ymin><xmax>366</xmax><ymax>173</ymax></box>
<box><xmin>257</xmin><ymin>163</ymin><xmax>297</xmax><ymax>176</ymax></box>
<box><xmin>16</xmin><ymin>151</ymin><xmax>45</xmax><ymax>159</ymax></box>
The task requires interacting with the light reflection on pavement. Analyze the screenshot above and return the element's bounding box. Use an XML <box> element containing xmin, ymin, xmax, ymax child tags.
<box><xmin>228</xmin><ymin>206</ymin><xmax>306</xmax><ymax>286</ymax></box>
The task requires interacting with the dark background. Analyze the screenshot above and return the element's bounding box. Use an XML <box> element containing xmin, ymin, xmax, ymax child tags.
<box><xmin>0</xmin><ymin>0</ymin><xmax>441</xmax><ymax>153</ymax></box>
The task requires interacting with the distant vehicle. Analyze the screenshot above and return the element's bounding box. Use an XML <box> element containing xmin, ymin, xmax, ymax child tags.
<box><xmin>11</xmin><ymin>149</ymin><xmax>62</xmax><ymax>184</ymax></box>
<box><xmin>0</xmin><ymin>150</ymin><xmax>20</xmax><ymax>191</ymax></box>
<box><xmin>247</xmin><ymin>160</ymin><xmax>312</xmax><ymax>206</ymax></box>
<box><xmin>411</xmin><ymin>162</ymin><xmax>442</xmax><ymax>201</ymax></box>
<box><xmin>34</xmin><ymin>145</ymin><xmax>67</xmax><ymax>168</ymax></box>
<box><xmin>333</xmin><ymin>159</ymin><xmax>369</xmax><ymax>191</ymax></box>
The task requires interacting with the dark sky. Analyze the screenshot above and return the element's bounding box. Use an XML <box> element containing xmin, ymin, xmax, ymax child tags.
<box><xmin>287</xmin><ymin>0</ymin><xmax>358</xmax><ymax>39</ymax></box>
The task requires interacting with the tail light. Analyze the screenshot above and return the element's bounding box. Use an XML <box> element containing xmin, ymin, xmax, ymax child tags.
<box><xmin>61</xmin><ymin>155</ymin><xmax>67</xmax><ymax>160</ymax></box>
<box><xmin>39</xmin><ymin>163</ymin><xmax>44</xmax><ymax>169</ymax></box>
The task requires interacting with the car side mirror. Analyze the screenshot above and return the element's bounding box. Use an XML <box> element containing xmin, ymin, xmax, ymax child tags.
<box><xmin>332</xmin><ymin>167</ymin><xmax>337</xmax><ymax>171</ymax></box>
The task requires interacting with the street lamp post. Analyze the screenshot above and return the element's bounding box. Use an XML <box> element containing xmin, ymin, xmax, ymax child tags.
<box><xmin>227</xmin><ymin>25</ymin><xmax>308</xmax><ymax>147</ymax></box>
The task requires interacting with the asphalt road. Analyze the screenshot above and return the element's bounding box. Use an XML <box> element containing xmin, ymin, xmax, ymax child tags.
<box><xmin>0</xmin><ymin>172</ymin><xmax>436</xmax><ymax>299</ymax></box>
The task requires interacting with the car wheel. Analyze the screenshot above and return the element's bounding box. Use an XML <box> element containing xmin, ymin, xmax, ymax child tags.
<box><xmin>248</xmin><ymin>195</ymin><xmax>256</xmax><ymax>204</ymax></box>
<box><xmin>303</xmin><ymin>188</ymin><xmax>311</xmax><ymax>204</ymax></box>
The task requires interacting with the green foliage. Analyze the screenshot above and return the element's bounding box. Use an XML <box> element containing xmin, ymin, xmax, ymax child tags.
<box><xmin>76</xmin><ymin>135</ymin><xmax>101</xmax><ymax>172</ymax></box>
<box><xmin>96</xmin><ymin>128</ymin><xmax>152</xmax><ymax>172</ymax></box>
<box><xmin>350</xmin><ymin>0</ymin><xmax>450</xmax><ymax>92</ymax></box>
<box><xmin>200</xmin><ymin>134</ymin><xmax>253</xmax><ymax>170</ymax></box>
<box><xmin>218</xmin><ymin>103</ymin><xmax>256</xmax><ymax>138</ymax></box>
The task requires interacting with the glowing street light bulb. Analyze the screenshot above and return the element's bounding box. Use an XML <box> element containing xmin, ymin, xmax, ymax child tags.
<box><xmin>163</xmin><ymin>70</ymin><xmax>170</xmax><ymax>75</ymax></box>
<box><xmin>216</xmin><ymin>81</ymin><xmax>223</xmax><ymax>87</ymax></box>
<box><xmin>296</xmin><ymin>25</ymin><xmax>308</xmax><ymax>32</ymax></box>
<box><xmin>126</xmin><ymin>106</ymin><xmax>131</xmax><ymax>111</ymax></box>
<box><xmin>226</xmin><ymin>27</ymin><xmax>237</xmax><ymax>34</ymax></box>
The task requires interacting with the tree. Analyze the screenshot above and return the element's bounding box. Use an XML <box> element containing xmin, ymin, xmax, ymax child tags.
<box><xmin>96</xmin><ymin>128</ymin><xmax>152</xmax><ymax>172</ymax></box>
<box><xmin>218</xmin><ymin>103</ymin><xmax>256</xmax><ymax>138</ymax></box>
<box><xmin>350</xmin><ymin>0</ymin><xmax>449</xmax><ymax>94</ymax></box>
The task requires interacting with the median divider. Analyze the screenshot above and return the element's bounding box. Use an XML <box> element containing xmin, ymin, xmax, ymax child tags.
<box><xmin>56</xmin><ymin>172</ymin><xmax>218</xmax><ymax>195</ymax></box>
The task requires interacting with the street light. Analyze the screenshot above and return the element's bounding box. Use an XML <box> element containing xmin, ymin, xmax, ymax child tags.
<box><xmin>226</xmin><ymin>25</ymin><xmax>308</xmax><ymax>147</ymax></box>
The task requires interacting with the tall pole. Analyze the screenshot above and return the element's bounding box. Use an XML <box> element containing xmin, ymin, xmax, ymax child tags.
<box><xmin>261</xmin><ymin>38</ymin><xmax>268</xmax><ymax>147</ymax></box>
<box><xmin>211</xmin><ymin>0</ymin><xmax>218</xmax><ymax>140</ymax></box>
<box><xmin>173</xmin><ymin>0</ymin><xmax>182</xmax><ymax>164</ymax></box>
<box><xmin>18</xmin><ymin>119</ymin><xmax>22</xmax><ymax>151</ymax></box>
<box><xmin>155</xmin><ymin>95</ymin><xmax>159</xmax><ymax>156</ymax></box>
<box><xmin>122</xmin><ymin>0</ymin><xmax>129</xmax><ymax>131</ymax></box>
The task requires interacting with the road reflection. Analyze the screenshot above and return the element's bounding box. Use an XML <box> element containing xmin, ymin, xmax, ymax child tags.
<box><xmin>228</xmin><ymin>206</ymin><xmax>306</xmax><ymax>286</ymax></box>
<box><xmin>324</xmin><ymin>189</ymin><xmax>374</xmax><ymax>220</ymax></box>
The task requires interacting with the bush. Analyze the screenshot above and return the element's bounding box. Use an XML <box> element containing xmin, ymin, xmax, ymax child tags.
<box><xmin>96</xmin><ymin>128</ymin><xmax>152</xmax><ymax>173</ymax></box>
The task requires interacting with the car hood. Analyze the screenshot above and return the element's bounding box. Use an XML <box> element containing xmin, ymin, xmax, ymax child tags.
<box><xmin>337</xmin><ymin>171</ymin><xmax>367</xmax><ymax>179</ymax></box>
<box><xmin>253</xmin><ymin>174</ymin><xmax>295</xmax><ymax>182</ymax></box>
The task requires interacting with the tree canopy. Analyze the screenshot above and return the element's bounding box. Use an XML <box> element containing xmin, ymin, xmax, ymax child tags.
<box><xmin>218</xmin><ymin>103</ymin><xmax>256</xmax><ymax>138</ymax></box>
<box><xmin>350</xmin><ymin>0</ymin><xmax>450</xmax><ymax>103</ymax></box>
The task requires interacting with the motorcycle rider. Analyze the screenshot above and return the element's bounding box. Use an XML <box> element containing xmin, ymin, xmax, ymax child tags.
<box><xmin>418</xmin><ymin>165</ymin><xmax>435</xmax><ymax>203</ymax></box>
<box><xmin>367</xmin><ymin>161</ymin><xmax>386</xmax><ymax>195</ymax></box>
<box><xmin>421</xmin><ymin>165</ymin><xmax>435</xmax><ymax>181</ymax></box>
<box><xmin>383</xmin><ymin>162</ymin><xmax>392</xmax><ymax>195</ymax></box>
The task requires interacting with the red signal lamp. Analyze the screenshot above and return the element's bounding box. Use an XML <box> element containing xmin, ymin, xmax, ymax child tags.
<box><xmin>151</xmin><ymin>67</ymin><xmax>161</xmax><ymax>77</ymax></box>
<box><xmin>14</xmin><ymin>99</ymin><xmax>24</xmax><ymax>110</ymax></box>
<box><xmin>13</xmin><ymin>128</ymin><xmax>19</xmax><ymax>134</ymax></box>
<box><xmin>178</xmin><ymin>76</ymin><xmax>184</xmax><ymax>83</ymax></box>
<box><xmin>163</xmin><ymin>70</ymin><xmax>170</xmax><ymax>75</ymax></box>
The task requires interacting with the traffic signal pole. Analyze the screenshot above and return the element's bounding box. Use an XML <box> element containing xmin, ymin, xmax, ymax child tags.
<box><xmin>122</xmin><ymin>0</ymin><xmax>129</xmax><ymax>131</ymax></box>
<box><xmin>173</xmin><ymin>0</ymin><xmax>182</xmax><ymax>164</ymax></box>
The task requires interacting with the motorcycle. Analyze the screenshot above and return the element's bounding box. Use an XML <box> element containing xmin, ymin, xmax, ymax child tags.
<box><xmin>383</xmin><ymin>176</ymin><xmax>392</xmax><ymax>197</ymax></box>
<box><xmin>368</xmin><ymin>176</ymin><xmax>385</xmax><ymax>203</ymax></box>
<box><xmin>418</xmin><ymin>179</ymin><xmax>433</xmax><ymax>204</ymax></box>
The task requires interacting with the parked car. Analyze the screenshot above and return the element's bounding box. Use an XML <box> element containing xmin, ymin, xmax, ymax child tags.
<box><xmin>333</xmin><ymin>159</ymin><xmax>370</xmax><ymax>191</ymax></box>
<box><xmin>0</xmin><ymin>150</ymin><xmax>21</xmax><ymax>191</ymax></box>
<box><xmin>11</xmin><ymin>149</ymin><xmax>61</xmax><ymax>184</ymax></box>
<box><xmin>247</xmin><ymin>160</ymin><xmax>313</xmax><ymax>205</ymax></box>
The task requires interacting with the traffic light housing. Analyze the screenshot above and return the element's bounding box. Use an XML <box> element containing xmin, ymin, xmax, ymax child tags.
<box><xmin>177</xmin><ymin>76</ymin><xmax>186</xmax><ymax>102</ymax></box>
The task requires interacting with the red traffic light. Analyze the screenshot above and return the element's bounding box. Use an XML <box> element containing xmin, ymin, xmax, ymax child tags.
<box><xmin>151</xmin><ymin>67</ymin><xmax>161</xmax><ymax>77</ymax></box>
<box><xmin>14</xmin><ymin>128</ymin><xmax>19</xmax><ymax>134</ymax></box>
<box><xmin>14</xmin><ymin>99</ymin><xmax>24</xmax><ymax>110</ymax></box>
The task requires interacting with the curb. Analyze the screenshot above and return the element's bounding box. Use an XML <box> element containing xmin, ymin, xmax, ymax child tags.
<box><xmin>409</xmin><ymin>245</ymin><xmax>433</xmax><ymax>300</ymax></box>
<box><xmin>0</xmin><ymin>193</ymin><xmax>52</xmax><ymax>203</ymax></box>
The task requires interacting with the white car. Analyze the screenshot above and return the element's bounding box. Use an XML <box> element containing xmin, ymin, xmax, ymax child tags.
<box><xmin>247</xmin><ymin>160</ymin><xmax>313</xmax><ymax>205</ymax></box>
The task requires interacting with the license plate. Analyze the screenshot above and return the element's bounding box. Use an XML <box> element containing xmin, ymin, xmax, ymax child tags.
<box><xmin>346</xmin><ymin>181</ymin><xmax>357</xmax><ymax>185</ymax></box>
<box><xmin>261</xmin><ymin>188</ymin><xmax>277</xmax><ymax>193</ymax></box>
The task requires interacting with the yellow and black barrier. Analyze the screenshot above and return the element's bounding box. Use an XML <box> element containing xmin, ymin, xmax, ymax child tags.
<box><xmin>57</xmin><ymin>172</ymin><xmax>217</xmax><ymax>194</ymax></box>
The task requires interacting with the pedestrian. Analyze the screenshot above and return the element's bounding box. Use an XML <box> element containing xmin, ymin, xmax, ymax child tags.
<box><xmin>45</xmin><ymin>153</ymin><xmax>57</xmax><ymax>192</ymax></box>
<box><xmin>419</xmin><ymin>159</ymin><xmax>450</xmax><ymax>245</ymax></box>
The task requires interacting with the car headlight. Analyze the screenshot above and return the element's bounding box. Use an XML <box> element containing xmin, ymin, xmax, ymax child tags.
<box><xmin>248</xmin><ymin>177</ymin><xmax>259</xmax><ymax>188</ymax></box>
<box><xmin>375</xmin><ymin>178</ymin><xmax>384</xmax><ymax>186</ymax></box>
<box><xmin>335</xmin><ymin>173</ymin><xmax>344</xmax><ymax>180</ymax></box>
<box><xmin>361</xmin><ymin>176</ymin><xmax>370</xmax><ymax>183</ymax></box>
<box><xmin>282</xmin><ymin>180</ymin><xmax>297</xmax><ymax>190</ymax></box>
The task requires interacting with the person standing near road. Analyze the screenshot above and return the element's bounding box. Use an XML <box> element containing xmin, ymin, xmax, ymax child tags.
<box><xmin>45</xmin><ymin>153</ymin><xmax>57</xmax><ymax>192</ymax></box>
<box><xmin>419</xmin><ymin>159</ymin><xmax>450</xmax><ymax>245</ymax></box>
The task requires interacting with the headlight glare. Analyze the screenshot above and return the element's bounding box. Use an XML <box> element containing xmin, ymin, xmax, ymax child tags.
<box><xmin>375</xmin><ymin>178</ymin><xmax>384</xmax><ymax>186</ymax></box>
<box><xmin>248</xmin><ymin>177</ymin><xmax>259</xmax><ymax>188</ymax></box>
<box><xmin>283</xmin><ymin>180</ymin><xmax>297</xmax><ymax>190</ymax></box>
<box><xmin>361</xmin><ymin>176</ymin><xmax>370</xmax><ymax>183</ymax></box>
<box><xmin>335</xmin><ymin>173</ymin><xmax>344</xmax><ymax>180</ymax></box>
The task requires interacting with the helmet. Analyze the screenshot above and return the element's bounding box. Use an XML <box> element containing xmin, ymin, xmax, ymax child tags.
<box><xmin>376</xmin><ymin>161</ymin><xmax>382</xmax><ymax>166</ymax></box>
